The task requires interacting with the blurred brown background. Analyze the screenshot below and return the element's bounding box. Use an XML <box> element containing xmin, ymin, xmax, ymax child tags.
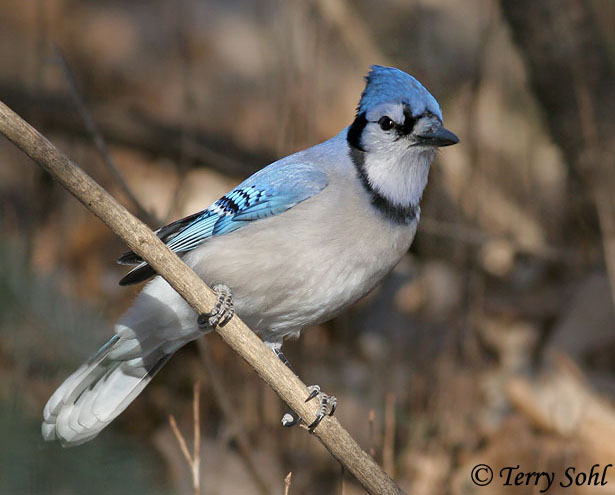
<box><xmin>0</xmin><ymin>1</ymin><xmax>613</xmax><ymax>494</ymax></box>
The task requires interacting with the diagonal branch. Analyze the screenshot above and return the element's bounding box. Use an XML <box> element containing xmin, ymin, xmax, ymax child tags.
<box><xmin>0</xmin><ymin>99</ymin><xmax>405</xmax><ymax>495</ymax></box>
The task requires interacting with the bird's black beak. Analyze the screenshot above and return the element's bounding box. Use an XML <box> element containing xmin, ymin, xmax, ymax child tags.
<box><xmin>416</xmin><ymin>126</ymin><xmax>459</xmax><ymax>147</ymax></box>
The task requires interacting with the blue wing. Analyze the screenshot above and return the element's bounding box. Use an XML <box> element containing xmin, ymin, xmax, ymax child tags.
<box><xmin>118</xmin><ymin>162</ymin><xmax>328</xmax><ymax>285</ymax></box>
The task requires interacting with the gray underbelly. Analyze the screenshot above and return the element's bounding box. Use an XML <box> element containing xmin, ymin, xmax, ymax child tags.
<box><xmin>183</xmin><ymin>205</ymin><xmax>416</xmax><ymax>342</ymax></box>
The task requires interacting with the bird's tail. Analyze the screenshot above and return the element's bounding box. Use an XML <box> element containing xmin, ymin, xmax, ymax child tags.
<box><xmin>42</xmin><ymin>334</ymin><xmax>172</xmax><ymax>446</ymax></box>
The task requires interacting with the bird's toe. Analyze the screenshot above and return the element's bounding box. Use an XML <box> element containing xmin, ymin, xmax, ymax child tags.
<box><xmin>198</xmin><ymin>284</ymin><xmax>234</xmax><ymax>329</ymax></box>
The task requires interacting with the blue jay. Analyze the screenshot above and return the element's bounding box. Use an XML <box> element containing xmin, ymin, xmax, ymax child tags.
<box><xmin>42</xmin><ymin>65</ymin><xmax>458</xmax><ymax>446</ymax></box>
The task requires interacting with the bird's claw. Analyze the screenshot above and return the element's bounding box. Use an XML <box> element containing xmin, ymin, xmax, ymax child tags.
<box><xmin>281</xmin><ymin>384</ymin><xmax>337</xmax><ymax>432</ymax></box>
<box><xmin>198</xmin><ymin>284</ymin><xmax>234</xmax><ymax>329</ymax></box>
<box><xmin>305</xmin><ymin>386</ymin><xmax>321</xmax><ymax>403</ymax></box>
<box><xmin>305</xmin><ymin>385</ymin><xmax>337</xmax><ymax>432</ymax></box>
<box><xmin>281</xmin><ymin>411</ymin><xmax>301</xmax><ymax>427</ymax></box>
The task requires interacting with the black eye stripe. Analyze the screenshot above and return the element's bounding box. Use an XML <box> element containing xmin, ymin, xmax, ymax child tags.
<box><xmin>348</xmin><ymin>107</ymin><xmax>431</xmax><ymax>149</ymax></box>
<box><xmin>399</xmin><ymin>104</ymin><xmax>418</xmax><ymax>134</ymax></box>
<box><xmin>364</xmin><ymin>107</ymin><xmax>419</xmax><ymax>134</ymax></box>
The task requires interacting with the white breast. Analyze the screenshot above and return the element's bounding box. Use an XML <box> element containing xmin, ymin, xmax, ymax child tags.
<box><xmin>185</xmin><ymin>160</ymin><xmax>417</xmax><ymax>344</ymax></box>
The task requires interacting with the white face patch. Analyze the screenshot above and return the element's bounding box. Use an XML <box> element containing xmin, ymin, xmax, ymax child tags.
<box><xmin>362</xmin><ymin>144</ymin><xmax>436</xmax><ymax>207</ymax></box>
<box><xmin>357</xmin><ymin>103</ymin><xmax>439</xmax><ymax>208</ymax></box>
<box><xmin>349</xmin><ymin>98</ymin><xmax>444</xmax><ymax>210</ymax></box>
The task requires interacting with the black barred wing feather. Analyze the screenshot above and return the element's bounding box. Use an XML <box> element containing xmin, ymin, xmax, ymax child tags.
<box><xmin>117</xmin><ymin>211</ymin><xmax>204</xmax><ymax>266</ymax></box>
<box><xmin>117</xmin><ymin>162</ymin><xmax>327</xmax><ymax>286</ymax></box>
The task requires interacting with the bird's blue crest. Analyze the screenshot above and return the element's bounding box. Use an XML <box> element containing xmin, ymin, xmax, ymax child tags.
<box><xmin>358</xmin><ymin>66</ymin><xmax>442</xmax><ymax>120</ymax></box>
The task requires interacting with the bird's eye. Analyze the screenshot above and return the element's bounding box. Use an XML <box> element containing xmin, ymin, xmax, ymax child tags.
<box><xmin>378</xmin><ymin>116</ymin><xmax>395</xmax><ymax>131</ymax></box>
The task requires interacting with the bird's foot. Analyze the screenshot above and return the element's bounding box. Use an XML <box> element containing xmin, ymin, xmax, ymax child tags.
<box><xmin>198</xmin><ymin>284</ymin><xmax>234</xmax><ymax>329</ymax></box>
<box><xmin>271</xmin><ymin>346</ymin><xmax>336</xmax><ymax>432</ymax></box>
<box><xmin>281</xmin><ymin>384</ymin><xmax>337</xmax><ymax>432</ymax></box>
<box><xmin>305</xmin><ymin>385</ymin><xmax>337</xmax><ymax>431</ymax></box>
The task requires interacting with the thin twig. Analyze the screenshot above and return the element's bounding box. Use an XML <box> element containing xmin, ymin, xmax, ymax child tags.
<box><xmin>169</xmin><ymin>382</ymin><xmax>202</xmax><ymax>495</ymax></box>
<box><xmin>284</xmin><ymin>472</ymin><xmax>292</xmax><ymax>495</ymax></box>
<box><xmin>169</xmin><ymin>414</ymin><xmax>193</xmax><ymax>468</ymax></box>
<box><xmin>0</xmin><ymin>99</ymin><xmax>405</xmax><ymax>495</ymax></box>
<box><xmin>52</xmin><ymin>46</ymin><xmax>157</xmax><ymax>226</ymax></box>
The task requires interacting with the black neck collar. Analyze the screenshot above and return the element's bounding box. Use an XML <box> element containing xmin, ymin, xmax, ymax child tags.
<box><xmin>347</xmin><ymin>114</ymin><xmax>419</xmax><ymax>225</ymax></box>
